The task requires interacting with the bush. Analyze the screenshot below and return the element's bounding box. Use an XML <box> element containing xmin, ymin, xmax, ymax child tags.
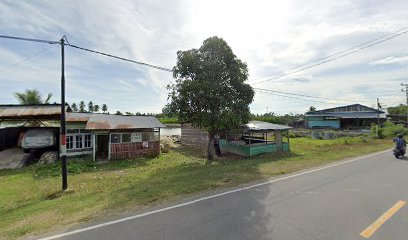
<box><xmin>371</xmin><ymin>122</ymin><xmax>408</xmax><ymax>139</ymax></box>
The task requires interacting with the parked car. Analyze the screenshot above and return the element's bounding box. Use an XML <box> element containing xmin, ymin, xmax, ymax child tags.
<box><xmin>21</xmin><ymin>129</ymin><xmax>58</xmax><ymax>154</ymax></box>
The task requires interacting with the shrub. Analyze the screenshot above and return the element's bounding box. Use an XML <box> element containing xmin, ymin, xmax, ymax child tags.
<box><xmin>371</xmin><ymin>122</ymin><xmax>408</xmax><ymax>139</ymax></box>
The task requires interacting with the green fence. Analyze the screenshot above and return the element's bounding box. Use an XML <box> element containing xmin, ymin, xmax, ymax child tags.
<box><xmin>220</xmin><ymin>139</ymin><xmax>290</xmax><ymax>157</ymax></box>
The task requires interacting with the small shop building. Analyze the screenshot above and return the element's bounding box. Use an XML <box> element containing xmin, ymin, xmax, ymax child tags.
<box><xmin>66</xmin><ymin>113</ymin><xmax>166</xmax><ymax>161</ymax></box>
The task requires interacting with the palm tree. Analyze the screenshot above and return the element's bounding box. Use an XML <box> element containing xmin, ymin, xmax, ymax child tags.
<box><xmin>79</xmin><ymin>101</ymin><xmax>86</xmax><ymax>112</ymax></box>
<box><xmin>88</xmin><ymin>101</ymin><xmax>94</xmax><ymax>113</ymax></box>
<box><xmin>93</xmin><ymin>104</ymin><xmax>100</xmax><ymax>113</ymax></box>
<box><xmin>14</xmin><ymin>89</ymin><xmax>52</xmax><ymax>104</ymax></box>
<box><xmin>102</xmin><ymin>104</ymin><xmax>108</xmax><ymax>114</ymax></box>
<box><xmin>71</xmin><ymin>103</ymin><xmax>78</xmax><ymax>112</ymax></box>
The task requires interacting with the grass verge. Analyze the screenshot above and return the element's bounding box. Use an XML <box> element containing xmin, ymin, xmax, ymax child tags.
<box><xmin>0</xmin><ymin>137</ymin><xmax>392</xmax><ymax>239</ymax></box>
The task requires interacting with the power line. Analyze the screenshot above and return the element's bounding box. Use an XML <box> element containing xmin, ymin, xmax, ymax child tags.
<box><xmin>251</xmin><ymin>27</ymin><xmax>408</xmax><ymax>85</ymax></box>
<box><xmin>0</xmin><ymin>46</ymin><xmax>51</xmax><ymax>73</ymax></box>
<box><xmin>0</xmin><ymin>35</ymin><xmax>59</xmax><ymax>44</ymax></box>
<box><xmin>250</xmin><ymin>26</ymin><xmax>408</xmax><ymax>83</ymax></box>
<box><xmin>253</xmin><ymin>87</ymin><xmax>363</xmax><ymax>103</ymax></box>
<box><xmin>65</xmin><ymin>43</ymin><xmax>173</xmax><ymax>72</ymax></box>
<box><xmin>0</xmin><ymin>34</ymin><xmax>174</xmax><ymax>72</ymax></box>
<box><xmin>255</xmin><ymin>89</ymin><xmax>340</xmax><ymax>105</ymax></box>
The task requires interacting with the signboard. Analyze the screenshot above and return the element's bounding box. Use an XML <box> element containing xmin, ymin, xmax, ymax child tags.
<box><xmin>131</xmin><ymin>133</ymin><xmax>142</xmax><ymax>142</ymax></box>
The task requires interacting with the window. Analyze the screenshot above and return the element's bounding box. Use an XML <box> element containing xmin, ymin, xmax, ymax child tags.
<box><xmin>111</xmin><ymin>134</ymin><xmax>121</xmax><ymax>143</ymax></box>
<box><xmin>110</xmin><ymin>132</ymin><xmax>157</xmax><ymax>143</ymax></box>
<box><xmin>84</xmin><ymin>134</ymin><xmax>91</xmax><ymax>148</ymax></box>
<box><xmin>75</xmin><ymin>135</ymin><xmax>83</xmax><ymax>149</ymax></box>
<box><xmin>66</xmin><ymin>135</ymin><xmax>74</xmax><ymax>150</ymax></box>
<box><xmin>66</xmin><ymin>129</ymin><xmax>92</xmax><ymax>150</ymax></box>
<box><xmin>122</xmin><ymin>134</ymin><xmax>131</xmax><ymax>143</ymax></box>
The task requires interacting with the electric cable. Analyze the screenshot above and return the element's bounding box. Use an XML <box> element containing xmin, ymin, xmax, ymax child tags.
<box><xmin>0</xmin><ymin>46</ymin><xmax>51</xmax><ymax>73</ymax></box>
<box><xmin>251</xmin><ymin>27</ymin><xmax>408</xmax><ymax>85</ymax></box>
<box><xmin>255</xmin><ymin>89</ymin><xmax>341</xmax><ymax>105</ymax></box>
<box><xmin>253</xmin><ymin>87</ymin><xmax>363</xmax><ymax>103</ymax></box>
<box><xmin>65</xmin><ymin>43</ymin><xmax>173</xmax><ymax>72</ymax></box>
<box><xmin>0</xmin><ymin>35</ymin><xmax>59</xmax><ymax>44</ymax></box>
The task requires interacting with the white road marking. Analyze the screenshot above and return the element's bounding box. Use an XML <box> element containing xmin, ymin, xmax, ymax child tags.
<box><xmin>38</xmin><ymin>149</ymin><xmax>390</xmax><ymax>240</ymax></box>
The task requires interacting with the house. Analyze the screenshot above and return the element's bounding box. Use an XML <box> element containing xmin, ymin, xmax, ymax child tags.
<box><xmin>66</xmin><ymin>113</ymin><xmax>165</xmax><ymax>160</ymax></box>
<box><xmin>0</xmin><ymin>104</ymin><xmax>166</xmax><ymax>161</ymax></box>
<box><xmin>181</xmin><ymin>121</ymin><xmax>291</xmax><ymax>157</ymax></box>
<box><xmin>305</xmin><ymin>104</ymin><xmax>386</xmax><ymax>129</ymax></box>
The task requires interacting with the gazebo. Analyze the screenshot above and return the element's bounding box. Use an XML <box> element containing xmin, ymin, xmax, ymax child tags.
<box><xmin>219</xmin><ymin>121</ymin><xmax>291</xmax><ymax>157</ymax></box>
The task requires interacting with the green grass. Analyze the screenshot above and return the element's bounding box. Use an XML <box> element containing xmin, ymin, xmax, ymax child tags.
<box><xmin>158</xmin><ymin>117</ymin><xmax>179</xmax><ymax>124</ymax></box>
<box><xmin>0</xmin><ymin>137</ymin><xmax>392</xmax><ymax>239</ymax></box>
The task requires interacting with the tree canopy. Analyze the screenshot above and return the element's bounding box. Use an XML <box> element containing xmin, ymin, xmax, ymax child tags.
<box><xmin>14</xmin><ymin>89</ymin><xmax>52</xmax><ymax>104</ymax></box>
<box><xmin>168</xmin><ymin>36</ymin><xmax>254</xmax><ymax>160</ymax></box>
<box><xmin>388</xmin><ymin>105</ymin><xmax>408</xmax><ymax>115</ymax></box>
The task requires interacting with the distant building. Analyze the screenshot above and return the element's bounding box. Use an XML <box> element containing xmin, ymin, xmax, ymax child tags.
<box><xmin>305</xmin><ymin>104</ymin><xmax>386</xmax><ymax>129</ymax></box>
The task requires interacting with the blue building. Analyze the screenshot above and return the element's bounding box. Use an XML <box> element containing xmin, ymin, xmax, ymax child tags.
<box><xmin>305</xmin><ymin>104</ymin><xmax>385</xmax><ymax>129</ymax></box>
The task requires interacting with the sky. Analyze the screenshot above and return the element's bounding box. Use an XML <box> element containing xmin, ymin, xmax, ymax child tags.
<box><xmin>0</xmin><ymin>0</ymin><xmax>407</xmax><ymax>114</ymax></box>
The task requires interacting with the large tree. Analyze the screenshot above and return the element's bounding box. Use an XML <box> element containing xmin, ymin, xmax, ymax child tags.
<box><xmin>14</xmin><ymin>89</ymin><xmax>52</xmax><ymax>104</ymax></box>
<box><xmin>168</xmin><ymin>36</ymin><xmax>254</xmax><ymax>161</ymax></box>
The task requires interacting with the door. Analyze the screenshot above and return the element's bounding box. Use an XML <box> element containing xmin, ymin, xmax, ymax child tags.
<box><xmin>96</xmin><ymin>134</ymin><xmax>109</xmax><ymax>161</ymax></box>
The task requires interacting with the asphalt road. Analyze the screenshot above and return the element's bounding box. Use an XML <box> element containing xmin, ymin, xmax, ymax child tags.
<box><xmin>40</xmin><ymin>150</ymin><xmax>408</xmax><ymax>240</ymax></box>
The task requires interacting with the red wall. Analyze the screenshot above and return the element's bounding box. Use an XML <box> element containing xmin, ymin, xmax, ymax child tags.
<box><xmin>110</xmin><ymin>141</ymin><xmax>160</xmax><ymax>160</ymax></box>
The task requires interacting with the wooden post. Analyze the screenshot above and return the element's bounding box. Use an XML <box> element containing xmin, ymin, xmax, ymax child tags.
<box><xmin>275</xmin><ymin>130</ymin><xmax>283</xmax><ymax>151</ymax></box>
<box><xmin>287</xmin><ymin>130</ymin><xmax>290</xmax><ymax>152</ymax></box>
<box><xmin>92</xmin><ymin>134</ymin><xmax>96</xmax><ymax>161</ymax></box>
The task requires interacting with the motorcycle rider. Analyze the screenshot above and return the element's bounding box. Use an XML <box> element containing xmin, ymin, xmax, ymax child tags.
<box><xmin>393</xmin><ymin>134</ymin><xmax>406</xmax><ymax>157</ymax></box>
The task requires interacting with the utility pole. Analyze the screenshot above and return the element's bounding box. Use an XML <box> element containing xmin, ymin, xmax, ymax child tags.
<box><xmin>401</xmin><ymin>83</ymin><xmax>408</xmax><ymax>127</ymax></box>
<box><xmin>60</xmin><ymin>38</ymin><xmax>68</xmax><ymax>190</ymax></box>
<box><xmin>376</xmin><ymin>98</ymin><xmax>380</xmax><ymax>137</ymax></box>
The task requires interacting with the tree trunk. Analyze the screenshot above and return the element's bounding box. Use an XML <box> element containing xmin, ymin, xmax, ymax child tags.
<box><xmin>205</xmin><ymin>133</ymin><xmax>215</xmax><ymax>164</ymax></box>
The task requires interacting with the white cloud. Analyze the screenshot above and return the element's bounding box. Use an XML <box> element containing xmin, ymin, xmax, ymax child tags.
<box><xmin>371</xmin><ymin>56</ymin><xmax>408</xmax><ymax>65</ymax></box>
<box><xmin>1</xmin><ymin>0</ymin><xmax>408</xmax><ymax>113</ymax></box>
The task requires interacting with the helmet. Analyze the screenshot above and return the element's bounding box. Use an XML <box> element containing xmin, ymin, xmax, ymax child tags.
<box><xmin>398</xmin><ymin>134</ymin><xmax>403</xmax><ymax>138</ymax></box>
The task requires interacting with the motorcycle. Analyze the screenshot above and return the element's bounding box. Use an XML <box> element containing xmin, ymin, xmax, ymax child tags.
<box><xmin>393</xmin><ymin>147</ymin><xmax>406</xmax><ymax>158</ymax></box>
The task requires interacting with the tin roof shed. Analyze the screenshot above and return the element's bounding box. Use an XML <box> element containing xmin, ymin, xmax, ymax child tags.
<box><xmin>244</xmin><ymin>121</ymin><xmax>292</xmax><ymax>131</ymax></box>
<box><xmin>85</xmin><ymin>114</ymin><xmax>166</xmax><ymax>130</ymax></box>
<box><xmin>0</xmin><ymin>104</ymin><xmax>70</xmax><ymax>120</ymax></box>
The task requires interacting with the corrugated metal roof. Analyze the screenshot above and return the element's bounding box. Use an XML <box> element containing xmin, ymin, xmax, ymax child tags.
<box><xmin>0</xmin><ymin>104</ymin><xmax>69</xmax><ymax>120</ymax></box>
<box><xmin>306</xmin><ymin>104</ymin><xmax>384</xmax><ymax>115</ymax></box>
<box><xmin>66</xmin><ymin>112</ymin><xmax>92</xmax><ymax>122</ymax></box>
<box><xmin>244</xmin><ymin>121</ymin><xmax>291</xmax><ymax>131</ymax></box>
<box><xmin>306</xmin><ymin>112</ymin><xmax>386</xmax><ymax>119</ymax></box>
<box><xmin>85</xmin><ymin>114</ymin><xmax>166</xmax><ymax>130</ymax></box>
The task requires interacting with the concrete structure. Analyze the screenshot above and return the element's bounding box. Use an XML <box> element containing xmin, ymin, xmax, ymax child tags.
<box><xmin>305</xmin><ymin>104</ymin><xmax>386</xmax><ymax>129</ymax></box>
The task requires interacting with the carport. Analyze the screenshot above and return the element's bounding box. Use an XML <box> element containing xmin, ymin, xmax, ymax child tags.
<box><xmin>0</xmin><ymin>104</ymin><xmax>69</xmax><ymax>168</ymax></box>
